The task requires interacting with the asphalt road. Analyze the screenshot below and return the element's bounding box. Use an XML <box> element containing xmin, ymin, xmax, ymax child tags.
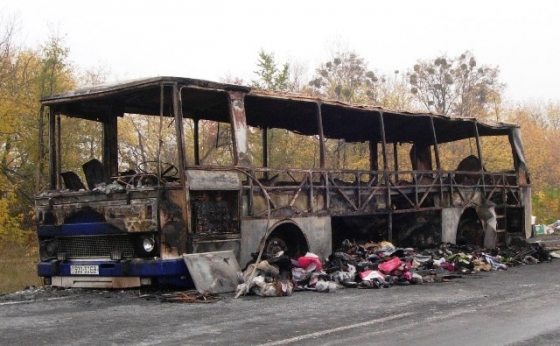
<box><xmin>1</xmin><ymin>260</ymin><xmax>560</xmax><ymax>346</ymax></box>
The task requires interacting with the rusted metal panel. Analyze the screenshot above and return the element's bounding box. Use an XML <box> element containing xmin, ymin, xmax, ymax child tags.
<box><xmin>106</xmin><ymin>202</ymin><xmax>157</xmax><ymax>232</ymax></box>
<box><xmin>186</xmin><ymin>170</ymin><xmax>240</xmax><ymax>190</ymax></box>
<box><xmin>183</xmin><ymin>250</ymin><xmax>241</xmax><ymax>294</ymax></box>
<box><xmin>228</xmin><ymin>91</ymin><xmax>250</xmax><ymax>166</ymax></box>
<box><xmin>160</xmin><ymin>189</ymin><xmax>188</xmax><ymax>259</ymax></box>
<box><xmin>192</xmin><ymin>194</ymin><xmax>238</xmax><ymax>234</ymax></box>
<box><xmin>35</xmin><ymin>192</ymin><xmax>159</xmax><ymax>233</ymax></box>
<box><xmin>48</xmin><ymin>112</ymin><xmax>56</xmax><ymax>189</ymax></box>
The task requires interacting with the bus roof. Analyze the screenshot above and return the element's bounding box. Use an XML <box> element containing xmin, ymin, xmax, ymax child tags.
<box><xmin>41</xmin><ymin>76</ymin><xmax>518</xmax><ymax>144</ymax></box>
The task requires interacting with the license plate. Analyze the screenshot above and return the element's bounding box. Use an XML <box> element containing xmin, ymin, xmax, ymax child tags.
<box><xmin>70</xmin><ymin>265</ymin><xmax>99</xmax><ymax>275</ymax></box>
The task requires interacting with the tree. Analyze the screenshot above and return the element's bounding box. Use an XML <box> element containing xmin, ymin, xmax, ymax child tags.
<box><xmin>36</xmin><ymin>31</ymin><xmax>76</xmax><ymax>190</ymax></box>
<box><xmin>377</xmin><ymin>70</ymin><xmax>415</xmax><ymax>110</ymax></box>
<box><xmin>286</xmin><ymin>58</ymin><xmax>309</xmax><ymax>94</ymax></box>
<box><xmin>453</xmin><ymin>51</ymin><xmax>503</xmax><ymax>119</ymax></box>
<box><xmin>248</xmin><ymin>51</ymin><xmax>316</xmax><ymax>169</ymax></box>
<box><xmin>0</xmin><ymin>13</ymin><xmax>17</xmax><ymax>93</ymax></box>
<box><xmin>308</xmin><ymin>50</ymin><xmax>382</xmax><ymax>104</ymax></box>
<box><xmin>0</xmin><ymin>15</ymin><xmax>27</xmax><ymax>242</ymax></box>
<box><xmin>308</xmin><ymin>50</ymin><xmax>385</xmax><ymax>169</ymax></box>
<box><xmin>408</xmin><ymin>51</ymin><xmax>503</xmax><ymax>119</ymax></box>
<box><xmin>499</xmin><ymin>101</ymin><xmax>560</xmax><ymax>224</ymax></box>
<box><xmin>0</xmin><ymin>26</ymin><xmax>78</xmax><ymax>236</ymax></box>
<box><xmin>220</xmin><ymin>74</ymin><xmax>244</xmax><ymax>86</ymax></box>
<box><xmin>251</xmin><ymin>50</ymin><xmax>289</xmax><ymax>92</ymax></box>
<box><xmin>508</xmin><ymin>103</ymin><xmax>560</xmax><ymax>189</ymax></box>
<box><xmin>408</xmin><ymin>56</ymin><xmax>455</xmax><ymax>115</ymax></box>
<box><xmin>78</xmin><ymin>64</ymin><xmax>109</xmax><ymax>87</ymax></box>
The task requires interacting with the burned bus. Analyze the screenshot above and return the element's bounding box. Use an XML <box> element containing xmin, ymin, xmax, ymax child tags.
<box><xmin>35</xmin><ymin>76</ymin><xmax>531</xmax><ymax>288</ymax></box>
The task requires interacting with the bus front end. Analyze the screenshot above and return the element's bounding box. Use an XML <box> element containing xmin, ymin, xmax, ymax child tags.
<box><xmin>35</xmin><ymin>186</ymin><xmax>190</xmax><ymax>289</ymax></box>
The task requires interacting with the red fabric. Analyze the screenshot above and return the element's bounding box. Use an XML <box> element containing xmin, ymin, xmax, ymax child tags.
<box><xmin>378</xmin><ymin>257</ymin><xmax>402</xmax><ymax>274</ymax></box>
<box><xmin>298</xmin><ymin>256</ymin><xmax>323</xmax><ymax>271</ymax></box>
<box><xmin>360</xmin><ymin>270</ymin><xmax>386</xmax><ymax>281</ymax></box>
<box><xmin>359</xmin><ymin>270</ymin><xmax>373</xmax><ymax>280</ymax></box>
<box><xmin>400</xmin><ymin>271</ymin><xmax>412</xmax><ymax>281</ymax></box>
<box><xmin>441</xmin><ymin>262</ymin><xmax>456</xmax><ymax>272</ymax></box>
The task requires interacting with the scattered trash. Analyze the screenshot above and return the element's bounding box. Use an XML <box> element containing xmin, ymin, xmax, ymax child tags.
<box><xmin>533</xmin><ymin>224</ymin><xmax>553</xmax><ymax>236</ymax></box>
<box><xmin>159</xmin><ymin>291</ymin><xmax>222</xmax><ymax>303</ymax></box>
<box><xmin>235</xmin><ymin>247</ymin><xmax>293</xmax><ymax>297</ymax></box>
<box><xmin>533</xmin><ymin>220</ymin><xmax>560</xmax><ymax>236</ymax></box>
<box><xmin>234</xmin><ymin>237</ymin><xmax>554</xmax><ymax>298</ymax></box>
<box><xmin>3</xmin><ymin>237</ymin><xmax>555</xmax><ymax>304</ymax></box>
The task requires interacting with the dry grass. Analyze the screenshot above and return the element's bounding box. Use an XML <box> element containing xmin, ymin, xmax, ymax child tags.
<box><xmin>0</xmin><ymin>243</ymin><xmax>43</xmax><ymax>294</ymax></box>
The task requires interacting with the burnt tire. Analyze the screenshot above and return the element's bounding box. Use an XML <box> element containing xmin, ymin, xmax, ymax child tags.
<box><xmin>265</xmin><ymin>236</ymin><xmax>288</xmax><ymax>255</ymax></box>
<box><xmin>457</xmin><ymin>217</ymin><xmax>484</xmax><ymax>246</ymax></box>
<box><xmin>265</xmin><ymin>226</ymin><xmax>309</xmax><ymax>258</ymax></box>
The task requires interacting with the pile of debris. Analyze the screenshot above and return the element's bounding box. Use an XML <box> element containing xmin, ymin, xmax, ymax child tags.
<box><xmin>235</xmin><ymin>244</ymin><xmax>294</xmax><ymax>297</ymax></box>
<box><xmin>235</xmin><ymin>239</ymin><xmax>555</xmax><ymax>298</ymax></box>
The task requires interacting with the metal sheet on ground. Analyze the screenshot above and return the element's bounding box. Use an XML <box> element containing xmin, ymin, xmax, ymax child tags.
<box><xmin>183</xmin><ymin>250</ymin><xmax>240</xmax><ymax>294</ymax></box>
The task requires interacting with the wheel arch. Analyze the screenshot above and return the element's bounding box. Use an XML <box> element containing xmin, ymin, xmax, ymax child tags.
<box><xmin>456</xmin><ymin>206</ymin><xmax>484</xmax><ymax>246</ymax></box>
<box><xmin>264</xmin><ymin>219</ymin><xmax>310</xmax><ymax>258</ymax></box>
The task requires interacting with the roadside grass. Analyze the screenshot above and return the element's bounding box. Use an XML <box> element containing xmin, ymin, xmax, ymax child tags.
<box><xmin>0</xmin><ymin>243</ymin><xmax>42</xmax><ymax>294</ymax></box>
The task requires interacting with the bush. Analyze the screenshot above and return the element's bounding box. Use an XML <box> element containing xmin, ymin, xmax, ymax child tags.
<box><xmin>532</xmin><ymin>188</ymin><xmax>560</xmax><ymax>225</ymax></box>
<box><xmin>0</xmin><ymin>192</ymin><xmax>26</xmax><ymax>244</ymax></box>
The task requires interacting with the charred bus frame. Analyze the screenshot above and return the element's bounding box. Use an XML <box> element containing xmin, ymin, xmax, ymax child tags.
<box><xmin>35</xmin><ymin>77</ymin><xmax>531</xmax><ymax>288</ymax></box>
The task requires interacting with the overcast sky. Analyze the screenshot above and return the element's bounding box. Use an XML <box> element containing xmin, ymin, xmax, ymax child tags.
<box><xmin>1</xmin><ymin>0</ymin><xmax>559</xmax><ymax>102</ymax></box>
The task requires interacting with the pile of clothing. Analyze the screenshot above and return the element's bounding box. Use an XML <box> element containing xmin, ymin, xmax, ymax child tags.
<box><xmin>319</xmin><ymin>240</ymin><xmax>425</xmax><ymax>289</ymax></box>
<box><xmin>235</xmin><ymin>245</ymin><xmax>294</xmax><ymax>297</ymax></box>
<box><xmin>236</xmin><ymin>238</ymin><xmax>553</xmax><ymax>297</ymax></box>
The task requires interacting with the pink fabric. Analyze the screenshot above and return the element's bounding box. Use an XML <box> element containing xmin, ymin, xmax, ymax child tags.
<box><xmin>359</xmin><ymin>270</ymin><xmax>373</xmax><ymax>280</ymax></box>
<box><xmin>298</xmin><ymin>256</ymin><xmax>323</xmax><ymax>271</ymax></box>
<box><xmin>378</xmin><ymin>257</ymin><xmax>403</xmax><ymax>274</ymax></box>
<box><xmin>360</xmin><ymin>270</ymin><xmax>386</xmax><ymax>281</ymax></box>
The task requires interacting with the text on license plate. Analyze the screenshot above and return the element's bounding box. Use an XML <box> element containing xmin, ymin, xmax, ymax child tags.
<box><xmin>70</xmin><ymin>265</ymin><xmax>99</xmax><ymax>275</ymax></box>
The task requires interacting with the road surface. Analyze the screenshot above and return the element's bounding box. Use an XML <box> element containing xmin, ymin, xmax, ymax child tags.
<box><xmin>1</xmin><ymin>260</ymin><xmax>559</xmax><ymax>346</ymax></box>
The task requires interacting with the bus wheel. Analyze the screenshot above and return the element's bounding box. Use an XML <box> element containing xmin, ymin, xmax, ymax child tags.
<box><xmin>457</xmin><ymin>217</ymin><xmax>484</xmax><ymax>246</ymax></box>
<box><xmin>265</xmin><ymin>225</ymin><xmax>309</xmax><ymax>258</ymax></box>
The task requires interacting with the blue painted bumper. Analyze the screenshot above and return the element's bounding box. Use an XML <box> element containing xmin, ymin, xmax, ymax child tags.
<box><xmin>37</xmin><ymin>258</ymin><xmax>192</xmax><ymax>286</ymax></box>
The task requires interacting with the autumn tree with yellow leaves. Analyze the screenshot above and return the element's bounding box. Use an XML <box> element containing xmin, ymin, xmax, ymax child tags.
<box><xmin>0</xmin><ymin>18</ymin><xmax>76</xmax><ymax>243</ymax></box>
